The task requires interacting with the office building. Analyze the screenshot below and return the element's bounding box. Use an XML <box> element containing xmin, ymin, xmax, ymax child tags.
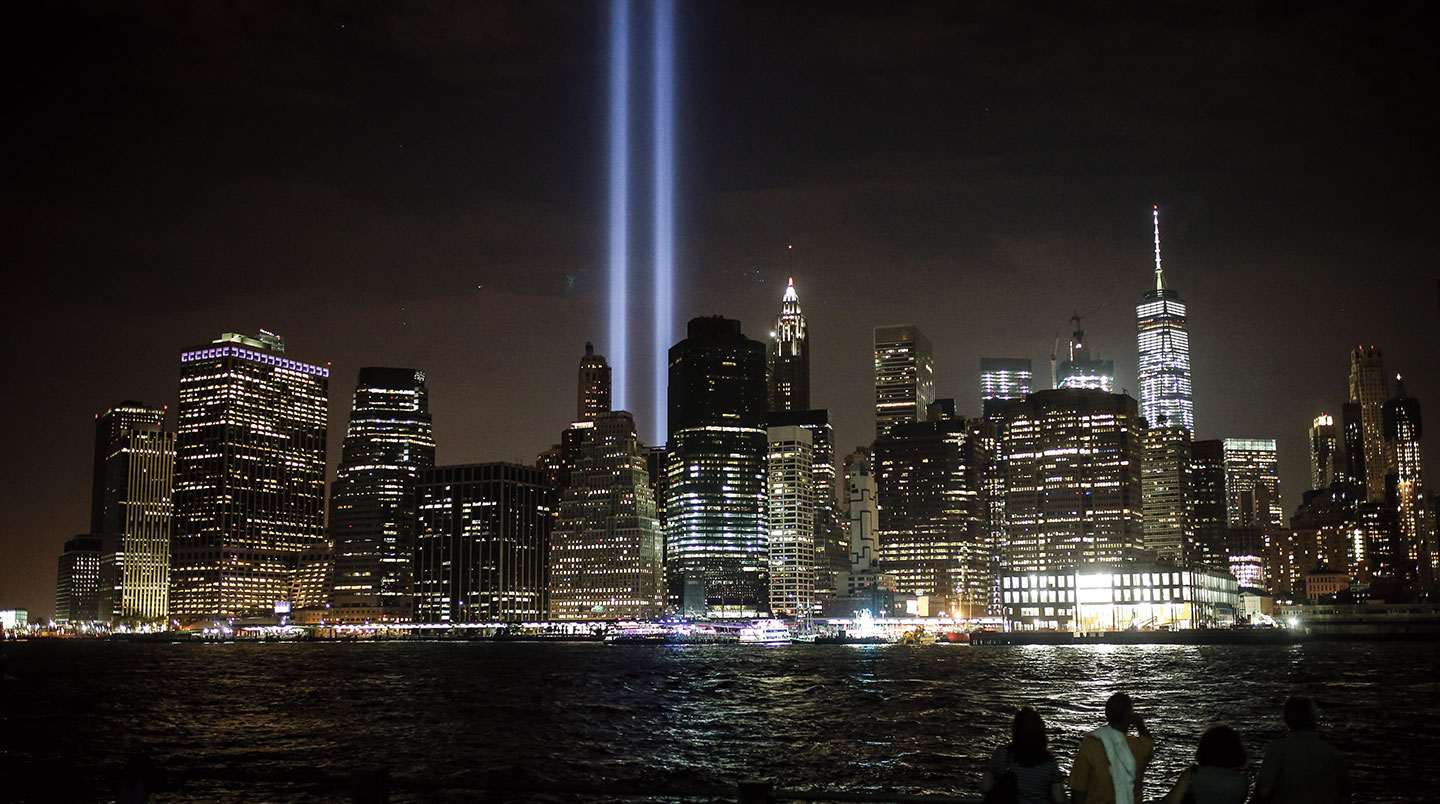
<box><xmin>1000</xmin><ymin>389</ymin><xmax>1144</xmax><ymax>572</ymax></box>
<box><xmin>874</xmin><ymin>409</ymin><xmax>989</xmax><ymax>617</ymax></box>
<box><xmin>766</xmin><ymin>278</ymin><xmax>810</xmax><ymax>413</ymax></box>
<box><xmin>1056</xmin><ymin>319</ymin><xmax>1115</xmax><ymax>392</ymax></box>
<box><xmin>1141</xmin><ymin>424</ymin><xmax>1192</xmax><ymax>563</ymax></box>
<box><xmin>329</xmin><ymin>367</ymin><xmax>436</xmax><ymax>622</ymax></box>
<box><xmin>1222</xmin><ymin>438</ymin><xmax>1281</xmax><ymax>528</ymax></box>
<box><xmin>665</xmin><ymin>316</ymin><xmax>769</xmax><ymax>616</ymax></box>
<box><xmin>1349</xmin><ymin>347</ymin><xmax>1388</xmax><ymax>503</ymax></box>
<box><xmin>874</xmin><ymin>325</ymin><xmax>935</xmax><ymax>439</ymax></box>
<box><xmin>171</xmin><ymin>331</ymin><xmax>328</xmax><ymax>620</ymax></box>
<box><xmin>1309</xmin><ymin>414</ymin><xmax>1340</xmax><ymax>492</ymax></box>
<box><xmin>91</xmin><ymin>403</ymin><xmax>174</xmax><ymax>624</ymax></box>
<box><xmin>577</xmin><ymin>342</ymin><xmax>612</xmax><ymax>422</ymax></box>
<box><xmin>767</xmin><ymin>409</ymin><xmax>844</xmax><ymax>611</ymax></box>
<box><xmin>833</xmin><ymin>449</ymin><xmax>895</xmax><ymax>616</ymax></box>
<box><xmin>1000</xmin><ymin>563</ymin><xmax>1238</xmax><ymax>631</ymax></box>
<box><xmin>1135</xmin><ymin>206</ymin><xmax>1194</xmax><ymax>432</ymax></box>
<box><xmin>415</xmin><ymin>463</ymin><xmax>555</xmax><ymax>623</ymax></box>
<box><xmin>1190</xmin><ymin>439</ymin><xmax>1228</xmax><ymax>567</ymax></box>
<box><xmin>980</xmin><ymin>358</ymin><xmax>1032</xmax><ymax>419</ymax></box>
<box><xmin>55</xmin><ymin>535</ymin><xmax>101</xmax><ymax>624</ymax></box>
<box><xmin>549</xmin><ymin>411</ymin><xmax>665</xmax><ymax>621</ymax></box>
<box><xmin>1385</xmin><ymin>379</ymin><xmax>1434</xmax><ymax>583</ymax></box>
<box><xmin>767</xmin><ymin>424</ymin><xmax>815</xmax><ymax>617</ymax></box>
<box><xmin>1342</xmin><ymin>403</ymin><xmax>1367</xmax><ymax>488</ymax></box>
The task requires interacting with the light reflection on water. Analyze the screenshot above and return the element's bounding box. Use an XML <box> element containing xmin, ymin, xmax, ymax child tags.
<box><xmin>3</xmin><ymin>640</ymin><xmax>1437</xmax><ymax>802</ymax></box>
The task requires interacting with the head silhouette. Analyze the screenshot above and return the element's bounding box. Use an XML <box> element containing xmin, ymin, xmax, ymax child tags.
<box><xmin>1196</xmin><ymin>724</ymin><xmax>1246</xmax><ymax>768</ymax></box>
<box><xmin>1283</xmin><ymin>697</ymin><xmax>1317</xmax><ymax>731</ymax></box>
<box><xmin>1105</xmin><ymin>692</ymin><xmax>1134</xmax><ymax>729</ymax></box>
<box><xmin>1012</xmin><ymin>706</ymin><xmax>1051</xmax><ymax>766</ymax></box>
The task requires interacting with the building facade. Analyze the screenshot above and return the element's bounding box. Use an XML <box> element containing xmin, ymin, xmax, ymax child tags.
<box><xmin>665</xmin><ymin>316</ymin><xmax>769</xmax><ymax>616</ymax></box>
<box><xmin>170</xmin><ymin>331</ymin><xmax>328</xmax><ymax>620</ymax></box>
<box><xmin>873</xmin><ymin>412</ymin><xmax>989</xmax><ymax>617</ymax></box>
<box><xmin>1056</xmin><ymin>321</ymin><xmax>1115</xmax><ymax>392</ymax></box>
<box><xmin>577</xmin><ymin>342</ymin><xmax>612</xmax><ymax>423</ymax></box>
<box><xmin>549</xmin><ymin>411</ymin><xmax>665</xmax><ymax>621</ymax></box>
<box><xmin>1385</xmin><ymin>380</ymin><xmax>1434</xmax><ymax>583</ymax></box>
<box><xmin>999</xmin><ymin>390</ymin><xmax>1144</xmax><ymax>573</ymax></box>
<box><xmin>980</xmin><ymin>358</ymin><xmax>1032</xmax><ymax>419</ymax></box>
<box><xmin>1350</xmin><ymin>347</ymin><xmax>1389</xmax><ymax>503</ymax></box>
<box><xmin>55</xmin><ymin>535</ymin><xmax>101</xmax><ymax>624</ymax></box>
<box><xmin>874</xmin><ymin>325</ymin><xmax>935</xmax><ymax>439</ymax></box>
<box><xmin>766</xmin><ymin>278</ymin><xmax>810</xmax><ymax>413</ymax></box>
<box><xmin>766</xmin><ymin>425</ymin><xmax>815</xmax><ymax>617</ymax></box>
<box><xmin>1135</xmin><ymin>206</ymin><xmax>1194</xmax><ymax>433</ymax></box>
<box><xmin>92</xmin><ymin>403</ymin><xmax>173</xmax><ymax>624</ymax></box>
<box><xmin>1141</xmin><ymin>424</ymin><xmax>1192</xmax><ymax>563</ymax></box>
<box><xmin>1001</xmin><ymin>563</ymin><xmax>1238</xmax><ymax>631</ymax></box>
<box><xmin>415</xmin><ymin>463</ymin><xmax>555</xmax><ymax>623</ymax></box>
<box><xmin>1309</xmin><ymin>414</ymin><xmax>1340</xmax><ymax>492</ymax></box>
<box><xmin>767</xmin><ymin>409</ymin><xmax>844</xmax><ymax>612</ymax></box>
<box><xmin>329</xmin><ymin>367</ymin><xmax>436</xmax><ymax>622</ymax></box>
<box><xmin>1222</xmin><ymin>438</ymin><xmax>1281</xmax><ymax>528</ymax></box>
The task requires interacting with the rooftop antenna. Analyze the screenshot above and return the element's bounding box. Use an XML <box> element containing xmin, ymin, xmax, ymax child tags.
<box><xmin>1153</xmin><ymin>204</ymin><xmax>1165</xmax><ymax>293</ymax></box>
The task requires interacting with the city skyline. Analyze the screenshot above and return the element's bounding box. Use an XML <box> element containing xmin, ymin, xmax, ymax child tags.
<box><xmin>5</xmin><ymin>2</ymin><xmax>1438</xmax><ymax>617</ymax></box>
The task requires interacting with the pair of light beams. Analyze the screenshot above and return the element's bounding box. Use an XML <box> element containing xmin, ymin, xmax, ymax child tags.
<box><xmin>608</xmin><ymin>0</ymin><xmax>674</xmax><ymax>446</ymax></box>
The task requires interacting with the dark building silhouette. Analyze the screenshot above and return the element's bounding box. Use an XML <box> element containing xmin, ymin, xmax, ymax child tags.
<box><xmin>329</xmin><ymin>367</ymin><xmax>436</xmax><ymax>622</ymax></box>
<box><xmin>414</xmin><ymin>463</ymin><xmax>554</xmax><ymax>623</ymax></box>
<box><xmin>55</xmin><ymin>535</ymin><xmax>101</xmax><ymax>624</ymax></box>
<box><xmin>1384</xmin><ymin>379</ymin><xmax>1433</xmax><ymax>583</ymax></box>
<box><xmin>665</xmin><ymin>316</ymin><xmax>769</xmax><ymax>616</ymax></box>
<box><xmin>874</xmin><ymin>325</ymin><xmax>935</xmax><ymax>439</ymax></box>
<box><xmin>1189</xmin><ymin>439</ymin><xmax>1228</xmax><ymax>568</ymax></box>
<box><xmin>577</xmin><ymin>342</ymin><xmax>612</xmax><ymax>423</ymax></box>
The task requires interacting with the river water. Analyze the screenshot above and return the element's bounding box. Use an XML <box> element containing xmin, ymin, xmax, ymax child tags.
<box><xmin>2</xmin><ymin>639</ymin><xmax>1434</xmax><ymax>802</ymax></box>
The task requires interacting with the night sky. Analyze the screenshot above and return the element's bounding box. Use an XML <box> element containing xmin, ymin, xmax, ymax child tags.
<box><xmin>5</xmin><ymin>2</ymin><xmax>1436</xmax><ymax>618</ymax></box>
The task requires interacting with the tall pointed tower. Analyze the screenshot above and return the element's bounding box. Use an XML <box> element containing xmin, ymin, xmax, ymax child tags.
<box><xmin>767</xmin><ymin>277</ymin><xmax>810</xmax><ymax>413</ymax></box>
<box><xmin>1350</xmin><ymin>346</ymin><xmax>1389</xmax><ymax>503</ymax></box>
<box><xmin>1136</xmin><ymin>205</ymin><xmax>1194</xmax><ymax>432</ymax></box>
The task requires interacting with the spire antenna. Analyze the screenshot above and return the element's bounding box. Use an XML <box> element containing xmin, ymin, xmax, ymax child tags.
<box><xmin>1153</xmin><ymin>204</ymin><xmax>1165</xmax><ymax>292</ymax></box>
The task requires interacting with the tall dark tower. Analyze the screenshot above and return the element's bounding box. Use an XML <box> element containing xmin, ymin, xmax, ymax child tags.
<box><xmin>92</xmin><ymin>402</ymin><xmax>174</xmax><ymax>624</ymax></box>
<box><xmin>577</xmin><ymin>342</ymin><xmax>612</xmax><ymax>422</ymax></box>
<box><xmin>329</xmin><ymin>367</ymin><xmax>436</xmax><ymax>621</ymax></box>
<box><xmin>766</xmin><ymin>278</ymin><xmax>810</xmax><ymax>413</ymax></box>
<box><xmin>665</xmin><ymin>316</ymin><xmax>769</xmax><ymax>617</ymax></box>
<box><xmin>1384</xmin><ymin>377</ymin><xmax>1433</xmax><ymax>583</ymax></box>
<box><xmin>1350</xmin><ymin>347</ymin><xmax>1389</xmax><ymax>503</ymax></box>
<box><xmin>171</xmin><ymin>331</ymin><xmax>329</xmax><ymax>620</ymax></box>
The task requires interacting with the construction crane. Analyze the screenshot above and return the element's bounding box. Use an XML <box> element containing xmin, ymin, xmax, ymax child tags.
<box><xmin>1051</xmin><ymin>302</ymin><xmax>1111</xmax><ymax>388</ymax></box>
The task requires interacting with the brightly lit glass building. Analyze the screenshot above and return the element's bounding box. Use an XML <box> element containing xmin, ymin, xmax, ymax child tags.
<box><xmin>665</xmin><ymin>317</ymin><xmax>770</xmax><ymax>617</ymax></box>
<box><xmin>981</xmin><ymin>358</ymin><xmax>1032</xmax><ymax>419</ymax></box>
<box><xmin>328</xmin><ymin>367</ymin><xmax>435</xmax><ymax>622</ymax></box>
<box><xmin>549</xmin><ymin>411</ymin><xmax>665</xmax><ymax>621</ymax></box>
<box><xmin>1222</xmin><ymin>438</ymin><xmax>1281</xmax><ymax>528</ymax></box>
<box><xmin>1141</xmin><ymin>424</ymin><xmax>1192</xmax><ymax>563</ymax></box>
<box><xmin>171</xmin><ymin>331</ymin><xmax>328</xmax><ymax>620</ymax></box>
<box><xmin>1000</xmin><ymin>563</ymin><xmax>1237</xmax><ymax>631</ymax></box>
<box><xmin>1135</xmin><ymin>207</ymin><xmax>1193</xmax><ymax>433</ymax></box>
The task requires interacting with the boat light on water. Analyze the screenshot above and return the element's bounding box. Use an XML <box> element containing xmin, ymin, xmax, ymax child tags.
<box><xmin>738</xmin><ymin>619</ymin><xmax>792</xmax><ymax>644</ymax></box>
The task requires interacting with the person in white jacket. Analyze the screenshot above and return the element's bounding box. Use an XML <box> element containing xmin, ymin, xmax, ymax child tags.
<box><xmin>1068</xmin><ymin>693</ymin><xmax>1155</xmax><ymax>804</ymax></box>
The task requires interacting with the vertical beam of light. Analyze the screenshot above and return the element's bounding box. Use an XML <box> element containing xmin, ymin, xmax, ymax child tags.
<box><xmin>652</xmin><ymin>0</ymin><xmax>674</xmax><ymax>446</ymax></box>
<box><xmin>608</xmin><ymin>0</ymin><xmax>630</xmax><ymax>412</ymax></box>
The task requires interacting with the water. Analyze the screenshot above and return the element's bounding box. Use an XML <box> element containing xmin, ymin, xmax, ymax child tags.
<box><xmin>2</xmin><ymin>640</ymin><xmax>1435</xmax><ymax>802</ymax></box>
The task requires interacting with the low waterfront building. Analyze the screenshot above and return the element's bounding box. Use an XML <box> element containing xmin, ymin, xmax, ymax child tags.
<box><xmin>1000</xmin><ymin>562</ymin><xmax>1238</xmax><ymax>631</ymax></box>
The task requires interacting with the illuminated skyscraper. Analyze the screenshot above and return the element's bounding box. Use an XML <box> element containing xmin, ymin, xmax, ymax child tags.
<box><xmin>1350</xmin><ymin>347</ymin><xmax>1389</xmax><ymax>502</ymax></box>
<box><xmin>768</xmin><ymin>409</ymin><xmax>844</xmax><ymax>611</ymax></box>
<box><xmin>1222</xmin><ymin>438</ymin><xmax>1281</xmax><ymax>528</ymax></box>
<box><xmin>92</xmin><ymin>403</ymin><xmax>174</xmax><ymax>624</ymax></box>
<box><xmin>1135</xmin><ymin>206</ymin><xmax>1194</xmax><ymax>432</ymax></box>
<box><xmin>1385</xmin><ymin>378</ymin><xmax>1435</xmax><ymax>583</ymax></box>
<box><xmin>55</xmin><ymin>535</ymin><xmax>101</xmax><ymax>624</ymax></box>
<box><xmin>1000</xmin><ymin>389</ymin><xmax>1144</xmax><ymax>572</ymax></box>
<box><xmin>329</xmin><ymin>367</ymin><xmax>435</xmax><ymax>622</ymax></box>
<box><xmin>980</xmin><ymin>358</ymin><xmax>1032</xmax><ymax>419</ymax></box>
<box><xmin>1056</xmin><ymin>319</ymin><xmax>1115</xmax><ymax>392</ymax></box>
<box><xmin>767</xmin><ymin>278</ymin><xmax>810</xmax><ymax>413</ymax></box>
<box><xmin>1309</xmin><ymin>414</ymin><xmax>1340</xmax><ymax>491</ymax></box>
<box><xmin>1141</xmin><ymin>424</ymin><xmax>1192</xmax><ymax>563</ymax></box>
<box><xmin>767</xmin><ymin>424</ymin><xmax>815</xmax><ymax>616</ymax></box>
<box><xmin>874</xmin><ymin>409</ymin><xmax>989</xmax><ymax>617</ymax></box>
<box><xmin>577</xmin><ymin>342</ymin><xmax>612</xmax><ymax>422</ymax></box>
<box><xmin>665</xmin><ymin>316</ymin><xmax>769</xmax><ymax>616</ymax></box>
<box><xmin>414</xmin><ymin>463</ymin><xmax>554</xmax><ymax>623</ymax></box>
<box><xmin>171</xmin><ymin>331</ymin><xmax>329</xmax><ymax>620</ymax></box>
<box><xmin>874</xmin><ymin>325</ymin><xmax>935</xmax><ymax>439</ymax></box>
<box><xmin>549</xmin><ymin>411</ymin><xmax>665</xmax><ymax>621</ymax></box>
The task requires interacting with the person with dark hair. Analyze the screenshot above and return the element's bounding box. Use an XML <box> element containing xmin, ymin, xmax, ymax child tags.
<box><xmin>1068</xmin><ymin>692</ymin><xmax>1155</xmax><ymax>804</ymax></box>
<box><xmin>979</xmin><ymin>706</ymin><xmax>1067</xmax><ymax>804</ymax></box>
<box><xmin>1161</xmin><ymin>723</ymin><xmax>1249</xmax><ymax>803</ymax></box>
<box><xmin>1250</xmin><ymin>697</ymin><xmax>1350</xmax><ymax>804</ymax></box>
